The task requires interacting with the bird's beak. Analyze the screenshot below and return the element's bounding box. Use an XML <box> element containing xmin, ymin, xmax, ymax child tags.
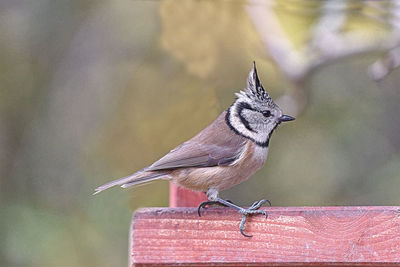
<box><xmin>279</xmin><ymin>115</ymin><xmax>295</xmax><ymax>122</ymax></box>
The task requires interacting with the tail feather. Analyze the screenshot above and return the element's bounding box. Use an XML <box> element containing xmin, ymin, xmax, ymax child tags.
<box><xmin>93</xmin><ymin>171</ymin><xmax>165</xmax><ymax>195</ymax></box>
<box><xmin>120</xmin><ymin>174</ymin><xmax>164</xmax><ymax>188</ymax></box>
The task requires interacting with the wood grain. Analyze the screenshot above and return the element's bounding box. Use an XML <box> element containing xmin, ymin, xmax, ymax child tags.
<box><xmin>169</xmin><ymin>183</ymin><xmax>207</xmax><ymax>207</ymax></box>
<box><xmin>130</xmin><ymin>206</ymin><xmax>400</xmax><ymax>266</ymax></box>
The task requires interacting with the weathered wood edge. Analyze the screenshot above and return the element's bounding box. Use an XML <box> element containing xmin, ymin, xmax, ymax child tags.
<box><xmin>130</xmin><ymin>206</ymin><xmax>400</xmax><ymax>266</ymax></box>
<box><xmin>135</xmin><ymin>206</ymin><xmax>400</xmax><ymax>214</ymax></box>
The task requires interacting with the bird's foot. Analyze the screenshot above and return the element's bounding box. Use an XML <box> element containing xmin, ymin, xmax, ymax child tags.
<box><xmin>197</xmin><ymin>198</ymin><xmax>271</xmax><ymax>237</ymax></box>
<box><xmin>238</xmin><ymin>199</ymin><xmax>270</xmax><ymax>237</ymax></box>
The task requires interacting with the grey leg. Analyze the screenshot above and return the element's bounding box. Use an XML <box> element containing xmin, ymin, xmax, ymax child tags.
<box><xmin>197</xmin><ymin>197</ymin><xmax>271</xmax><ymax>237</ymax></box>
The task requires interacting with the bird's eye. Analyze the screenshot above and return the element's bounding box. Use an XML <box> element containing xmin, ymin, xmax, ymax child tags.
<box><xmin>262</xmin><ymin>110</ymin><xmax>271</xmax><ymax>117</ymax></box>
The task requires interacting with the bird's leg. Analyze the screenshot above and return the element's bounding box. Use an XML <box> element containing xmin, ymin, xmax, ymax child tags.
<box><xmin>198</xmin><ymin>188</ymin><xmax>271</xmax><ymax>237</ymax></box>
<box><xmin>197</xmin><ymin>188</ymin><xmax>226</xmax><ymax>215</ymax></box>
<box><xmin>197</xmin><ymin>188</ymin><xmax>234</xmax><ymax>215</ymax></box>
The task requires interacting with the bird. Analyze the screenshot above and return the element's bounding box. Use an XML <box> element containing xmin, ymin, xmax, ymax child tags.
<box><xmin>94</xmin><ymin>62</ymin><xmax>295</xmax><ymax>237</ymax></box>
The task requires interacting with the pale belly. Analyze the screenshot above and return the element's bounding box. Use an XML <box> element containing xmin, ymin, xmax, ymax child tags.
<box><xmin>172</xmin><ymin>143</ymin><xmax>269</xmax><ymax>192</ymax></box>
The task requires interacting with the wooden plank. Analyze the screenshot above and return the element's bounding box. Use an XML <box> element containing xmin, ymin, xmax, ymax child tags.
<box><xmin>169</xmin><ymin>182</ymin><xmax>207</xmax><ymax>207</ymax></box>
<box><xmin>130</xmin><ymin>206</ymin><xmax>400</xmax><ymax>266</ymax></box>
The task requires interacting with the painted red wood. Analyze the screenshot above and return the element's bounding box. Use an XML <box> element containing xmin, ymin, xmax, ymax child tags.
<box><xmin>169</xmin><ymin>182</ymin><xmax>207</xmax><ymax>207</ymax></box>
<box><xmin>130</xmin><ymin>206</ymin><xmax>400</xmax><ymax>266</ymax></box>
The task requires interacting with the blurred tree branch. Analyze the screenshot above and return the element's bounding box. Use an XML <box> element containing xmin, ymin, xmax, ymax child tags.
<box><xmin>247</xmin><ymin>0</ymin><xmax>400</xmax><ymax>115</ymax></box>
<box><xmin>368</xmin><ymin>45</ymin><xmax>400</xmax><ymax>81</ymax></box>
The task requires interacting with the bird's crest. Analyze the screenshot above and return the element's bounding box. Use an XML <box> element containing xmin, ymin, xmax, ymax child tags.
<box><xmin>235</xmin><ymin>62</ymin><xmax>274</xmax><ymax>107</ymax></box>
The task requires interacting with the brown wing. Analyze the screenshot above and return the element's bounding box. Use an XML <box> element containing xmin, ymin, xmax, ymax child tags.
<box><xmin>146</xmin><ymin>111</ymin><xmax>247</xmax><ymax>171</ymax></box>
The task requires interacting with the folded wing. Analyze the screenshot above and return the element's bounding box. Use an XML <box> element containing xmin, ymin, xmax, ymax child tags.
<box><xmin>146</xmin><ymin>141</ymin><xmax>245</xmax><ymax>171</ymax></box>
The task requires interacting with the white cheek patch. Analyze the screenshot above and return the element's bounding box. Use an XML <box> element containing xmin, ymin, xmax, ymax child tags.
<box><xmin>228</xmin><ymin>105</ymin><xmax>271</xmax><ymax>146</ymax></box>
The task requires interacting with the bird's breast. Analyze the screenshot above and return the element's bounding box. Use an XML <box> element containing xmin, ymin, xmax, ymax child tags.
<box><xmin>235</xmin><ymin>141</ymin><xmax>269</xmax><ymax>173</ymax></box>
<box><xmin>250</xmin><ymin>143</ymin><xmax>269</xmax><ymax>165</ymax></box>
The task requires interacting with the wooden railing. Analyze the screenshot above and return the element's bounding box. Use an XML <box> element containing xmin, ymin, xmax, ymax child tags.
<box><xmin>130</xmin><ymin>183</ymin><xmax>400</xmax><ymax>266</ymax></box>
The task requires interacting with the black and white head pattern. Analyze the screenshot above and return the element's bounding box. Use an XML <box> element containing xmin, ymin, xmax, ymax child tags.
<box><xmin>226</xmin><ymin>62</ymin><xmax>283</xmax><ymax>147</ymax></box>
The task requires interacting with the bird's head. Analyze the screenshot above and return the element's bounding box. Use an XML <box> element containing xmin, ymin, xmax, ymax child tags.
<box><xmin>226</xmin><ymin>62</ymin><xmax>294</xmax><ymax>147</ymax></box>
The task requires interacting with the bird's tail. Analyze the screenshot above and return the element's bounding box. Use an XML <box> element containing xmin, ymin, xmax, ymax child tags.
<box><xmin>93</xmin><ymin>170</ymin><xmax>166</xmax><ymax>195</ymax></box>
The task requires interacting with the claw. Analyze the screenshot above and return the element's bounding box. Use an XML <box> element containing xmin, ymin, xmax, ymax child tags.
<box><xmin>240</xmin><ymin>227</ymin><xmax>252</xmax><ymax>237</ymax></box>
<box><xmin>198</xmin><ymin>202</ymin><xmax>208</xmax><ymax>217</ymax></box>
<box><xmin>197</xmin><ymin>205</ymin><xmax>203</xmax><ymax>217</ymax></box>
<box><xmin>198</xmin><ymin>201</ymin><xmax>220</xmax><ymax>217</ymax></box>
<box><xmin>239</xmin><ymin>215</ymin><xmax>252</xmax><ymax>237</ymax></box>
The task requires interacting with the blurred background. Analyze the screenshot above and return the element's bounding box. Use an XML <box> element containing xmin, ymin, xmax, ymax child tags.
<box><xmin>1</xmin><ymin>0</ymin><xmax>400</xmax><ymax>266</ymax></box>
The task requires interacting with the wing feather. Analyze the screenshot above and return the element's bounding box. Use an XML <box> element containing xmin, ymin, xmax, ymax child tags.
<box><xmin>146</xmin><ymin>111</ymin><xmax>247</xmax><ymax>171</ymax></box>
<box><xmin>146</xmin><ymin>142</ymin><xmax>243</xmax><ymax>171</ymax></box>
